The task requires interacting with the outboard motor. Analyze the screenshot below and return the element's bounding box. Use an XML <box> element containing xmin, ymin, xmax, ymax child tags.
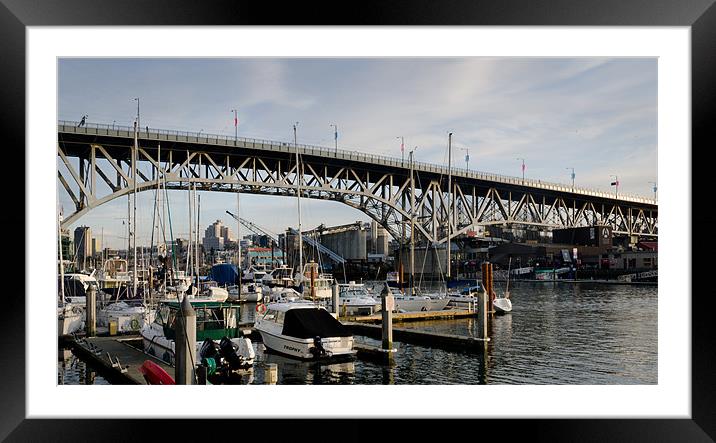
<box><xmin>219</xmin><ymin>336</ymin><xmax>242</xmax><ymax>370</ymax></box>
<box><xmin>310</xmin><ymin>336</ymin><xmax>328</xmax><ymax>359</ymax></box>
<box><xmin>199</xmin><ymin>338</ymin><xmax>220</xmax><ymax>361</ymax></box>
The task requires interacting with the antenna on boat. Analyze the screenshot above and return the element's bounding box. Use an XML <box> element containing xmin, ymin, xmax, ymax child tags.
<box><xmin>505</xmin><ymin>256</ymin><xmax>512</xmax><ymax>299</ymax></box>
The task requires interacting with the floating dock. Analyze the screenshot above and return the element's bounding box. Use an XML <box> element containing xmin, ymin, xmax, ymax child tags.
<box><xmin>63</xmin><ymin>335</ymin><xmax>169</xmax><ymax>385</ymax></box>
<box><xmin>344</xmin><ymin>322</ymin><xmax>488</xmax><ymax>353</ymax></box>
<box><xmin>341</xmin><ymin>308</ymin><xmax>477</xmax><ymax>324</ymax></box>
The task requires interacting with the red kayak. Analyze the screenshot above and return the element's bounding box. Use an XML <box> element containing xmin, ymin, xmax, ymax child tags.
<box><xmin>139</xmin><ymin>360</ymin><xmax>175</xmax><ymax>385</ymax></box>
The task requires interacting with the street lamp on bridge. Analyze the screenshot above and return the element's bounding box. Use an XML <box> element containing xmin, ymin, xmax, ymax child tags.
<box><xmin>610</xmin><ymin>175</ymin><xmax>619</xmax><ymax>199</ymax></box>
<box><xmin>133</xmin><ymin>97</ymin><xmax>140</xmax><ymax>130</ymax></box>
<box><xmin>516</xmin><ymin>158</ymin><xmax>525</xmax><ymax>184</ymax></box>
<box><xmin>231</xmin><ymin>109</ymin><xmax>238</xmax><ymax>141</ymax></box>
<box><xmin>566</xmin><ymin>167</ymin><xmax>575</xmax><ymax>191</ymax></box>
<box><xmin>330</xmin><ymin>124</ymin><xmax>338</xmax><ymax>154</ymax></box>
<box><xmin>460</xmin><ymin>147</ymin><xmax>469</xmax><ymax>171</ymax></box>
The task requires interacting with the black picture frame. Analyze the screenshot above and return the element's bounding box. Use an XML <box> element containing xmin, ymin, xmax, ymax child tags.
<box><xmin>3</xmin><ymin>0</ymin><xmax>713</xmax><ymax>440</ymax></box>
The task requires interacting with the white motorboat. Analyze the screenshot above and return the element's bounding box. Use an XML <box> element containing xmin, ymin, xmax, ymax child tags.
<box><xmin>197</xmin><ymin>280</ymin><xmax>230</xmax><ymax>302</ymax></box>
<box><xmin>242</xmin><ymin>265</ymin><xmax>269</xmax><ymax>283</ymax></box>
<box><xmin>228</xmin><ymin>283</ymin><xmax>264</xmax><ymax>302</ymax></box>
<box><xmin>254</xmin><ymin>302</ymin><xmax>355</xmax><ymax>360</ymax></box>
<box><xmin>97</xmin><ymin>301</ymin><xmax>152</xmax><ymax>333</ymax></box>
<box><xmin>261</xmin><ymin>265</ymin><xmax>296</xmax><ymax>288</ymax></box>
<box><xmin>60</xmin><ymin>273</ymin><xmax>100</xmax><ymax>305</ymax></box>
<box><xmin>301</xmin><ymin>262</ymin><xmax>334</xmax><ymax>300</ymax></box>
<box><xmin>492</xmin><ymin>257</ymin><xmax>513</xmax><ymax>314</ymax></box>
<box><xmin>267</xmin><ymin>286</ymin><xmax>302</xmax><ymax>303</ymax></box>
<box><xmin>141</xmin><ymin>298</ymin><xmax>254</xmax><ymax>368</ymax></box>
<box><xmin>387</xmin><ymin>287</ymin><xmax>450</xmax><ymax>312</ymax></box>
<box><xmin>493</xmin><ymin>297</ymin><xmax>513</xmax><ymax>313</ymax></box>
<box><xmin>58</xmin><ymin>303</ymin><xmax>84</xmax><ymax>336</ymax></box>
<box><xmin>446</xmin><ymin>284</ymin><xmax>481</xmax><ymax>309</ymax></box>
<box><xmin>337</xmin><ymin>281</ymin><xmax>381</xmax><ymax>316</ymax></box>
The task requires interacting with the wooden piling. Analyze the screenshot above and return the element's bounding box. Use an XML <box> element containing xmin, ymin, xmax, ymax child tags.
<box><xmin>175</xmin><ymin>295</ymin><xmax>196</xmax><ymax>385</ymax></box>
<box><xmin>85</xmin><ymin>285</ymin><xmax>96</xmax><ymax>337</ymax></box>
<box><xmin>380</xmin><ymin>284</ymin><xmax>396</xmax><ymax>364</ymax></box>
<box><xmin>477</xmin><ymin>289</ymin><xmax>488</xmax><ymax>340</ymax></box>
<box><xmin>331</xmin><ymin>283</ymin><xmax>339</xmax><ymax>314</ymax></box>
<box><xmin>380</xmin><ymin>285</ymin><xmax>393</xmax><ymax>351</ymax></box>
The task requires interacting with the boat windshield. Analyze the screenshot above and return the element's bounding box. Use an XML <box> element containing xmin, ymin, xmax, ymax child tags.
<box><xmin>340</xmin><ymin>286</ymin><xmax>370</xmax><ymax>298</ymax></box>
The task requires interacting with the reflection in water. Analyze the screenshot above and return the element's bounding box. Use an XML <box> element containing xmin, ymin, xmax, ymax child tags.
<box><xmin>255</xmin><ymin>343</ymin><xmax>356</xmax><ymax>384</ymax></box>
<box><xmin>58</xmin><ymin>347</ymin><xmax>110</xmax><ymax>385</ymax></box>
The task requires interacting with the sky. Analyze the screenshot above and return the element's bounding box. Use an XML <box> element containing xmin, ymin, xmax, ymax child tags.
<box><xmin>57</xmin><ymin>58</ymin><xmax>657</xmax><ymax>249</ymax></box>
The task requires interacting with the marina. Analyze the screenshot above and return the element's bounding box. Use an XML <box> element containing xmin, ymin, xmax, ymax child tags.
<box><xmin>56</xmin><ymin>57</ymin><xmax>658</xmax><ymax>388</ymax></box>
<box><xmin>58</xmin><ymin>282</ymin><xmax>656</xmax><ymax>385</ymax></box>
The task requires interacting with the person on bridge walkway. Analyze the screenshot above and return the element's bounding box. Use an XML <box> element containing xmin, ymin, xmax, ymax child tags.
<box><xmin>77</xmin><ymin>115</ymin><xmax>87</xmax><ymax>127</ymax></box>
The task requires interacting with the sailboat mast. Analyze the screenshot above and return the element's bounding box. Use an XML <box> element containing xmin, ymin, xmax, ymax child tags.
<box><xmin>447</xmin><ymin>132</ymin><xmax>452</xmax><ymax>280</ymax></box>
<box><xmin>133</xmin><ymin>121</ymin><xmax>138</xmax><ymax>300</ymax></box>
<box><xmin>294</xmin><ymin>122</ymin><xmax>303</xmax><ymax>275</ymax></box>
<box><xmin>58</xmin><ymin>211</ymin><xmax>65</xmax><ymax>305</ymax></box>
<box><xmin>410</xmin><ymin>149</ymin><xmax>416</xmax><ymax>294</ymax></box>
<box><xmin>196</xmin><ymin>188</ymin><xmax>201</xmax><ymax>289</ymax></box>
<box><xmin>237</xmin><ymin>190</ymin><xmax>242</xmax><ymax>298</ymax></box>
<box><xmin>187</xmin><ymin>172</ymin><xmax>193</xmax><ymax>278</ymax></box>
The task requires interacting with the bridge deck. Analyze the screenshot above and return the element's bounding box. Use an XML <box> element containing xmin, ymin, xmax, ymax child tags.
<box><xmin>58</xmin><ymin>121</ymin><xmax>656</xmax><ymax>207</ymax></box>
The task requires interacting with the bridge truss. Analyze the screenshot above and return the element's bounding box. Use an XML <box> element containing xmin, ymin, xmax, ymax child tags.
<box><xmin>57</xmin><ymin>122</ymin><xmax>657</xmax><ymax>245</ymax></box>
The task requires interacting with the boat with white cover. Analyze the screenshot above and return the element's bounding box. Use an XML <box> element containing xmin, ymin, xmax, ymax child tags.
<box><xmin>227</xmin><ymin>283</ymin><xmax>263</xmax><ymax>302</ymax></box>
<box><xmin>254</xmin><ymin>301</ymin><xmax>355</xmax><ymax>360</ymax></box>
<box><xmin>337</xmin><ymin>281</ymin><xmax>381</xmax><ymax>316</ymax></box>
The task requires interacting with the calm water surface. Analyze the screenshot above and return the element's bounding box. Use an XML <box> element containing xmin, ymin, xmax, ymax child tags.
<box><xmin>59</xmin><ymin>281</ymin><xmax>656</xmax><ymax>385</ymax></box>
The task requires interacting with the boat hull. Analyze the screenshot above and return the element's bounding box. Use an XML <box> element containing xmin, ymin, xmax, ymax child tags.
<box><xmin>493</xmin><ymin>298</ymin><xmax>512</xmax><ymax>313</ymax></box>
<box><xmin>256</xmin><ymin>328</ymin><xmax>354</xmax><ymax>360</ymax></box>
<box><xmin>395</xmin><ymin>297</ymin><xmax>450</xmax><ymax>312</ymax></box>
<box><xmin>58</xmin><ymin>305</ymin><xmax>84</xmax><ymax>336</ymax></box>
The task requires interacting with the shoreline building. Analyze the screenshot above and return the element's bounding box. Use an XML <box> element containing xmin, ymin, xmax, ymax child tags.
<box><xmin>203</xmin><ymin>219</ymin><xmax>234</xmax><ymax>252</ymax></box>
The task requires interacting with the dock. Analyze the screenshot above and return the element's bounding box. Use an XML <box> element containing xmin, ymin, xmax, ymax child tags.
<box><xmin>341</xmin><ymin>308</ymin><xmax>477</xmax><ymax>324</ymax></box>
<box><xmin>344</xmin><ymin>322</ymin><xmax>488</xmax><ymax>353</ymax></box>
<box><xmin>63</xmin><ymin>335</ymin><xmax>171</xmax><ymax>385</ymax></box>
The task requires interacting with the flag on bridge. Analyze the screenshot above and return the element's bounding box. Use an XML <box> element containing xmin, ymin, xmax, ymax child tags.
<box><xmin>401</xmin><ymin>139</ymin><xmax>404</xmax><ymax>153</ymax></box>
<box><xmin>234</xmin><ymin>115</ymin><xmax>238</xmax><ymax>127</ymax></box>
<box><xmin>611</xmin><ymin>180</ymin><xmax>619</xmax><ymax>186</ymax></box>
<box><xmin>334</xmin><ymin>128</ymin><xmax>338</xmax><ymax>141</ymax></box>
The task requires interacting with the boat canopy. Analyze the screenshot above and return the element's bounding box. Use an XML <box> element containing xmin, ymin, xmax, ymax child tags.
<box><xmin>209</xmin><ymin>263</ymin><xmax>238</xmax><ymax>285</ymax></box>
<box><xmin>281</xmin><ymin>308</ymin><xmax>352</xmax><ymax>339</ymax></box>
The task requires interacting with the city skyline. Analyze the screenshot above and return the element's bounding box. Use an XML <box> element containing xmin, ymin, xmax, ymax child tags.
<box><xmin>58</xmin><ymin>57</ymin><xmax>658</xmax><ymax>249</ymax></box>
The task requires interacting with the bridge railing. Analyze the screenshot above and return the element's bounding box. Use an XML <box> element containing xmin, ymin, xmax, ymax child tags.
<box><xmin>58</xmin><ymin>120</ymin><xmax>656</xmax><ymax>205</ymax></box>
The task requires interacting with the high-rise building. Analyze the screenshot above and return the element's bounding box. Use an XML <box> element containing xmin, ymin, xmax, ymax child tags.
<box><xmin>203</xmin><ymin>220</ymin><xmax>233</xmax><ymax>251</ymax></box>
<box><xmin>73</xmin><ymin>226</ymin><xmax>92</xmax><ymax>269</ymax></box>
<box><xmin>91</xmin><ymin>237</ymin><xmax>102</xmax><ymax>257</ymax></box>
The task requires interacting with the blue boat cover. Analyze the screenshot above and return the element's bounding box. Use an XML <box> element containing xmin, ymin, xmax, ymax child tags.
<box><xmin>209</xmin><ymin>264</ymin><xmax>238</xmax><ymax>285</ymax></box>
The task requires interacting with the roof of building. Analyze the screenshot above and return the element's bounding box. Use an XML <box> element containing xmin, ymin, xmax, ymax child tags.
<box><xmin>636</xmin><ymin>241</ymin><xmax>658</xmax><ymax>251</ymax></box>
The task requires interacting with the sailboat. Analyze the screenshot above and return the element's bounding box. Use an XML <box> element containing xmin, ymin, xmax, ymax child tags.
<box><xmin>387</xmin><ymin>145</ymin><xmax>449</xmax><ymax>312</ymax></box>
<box><xmin>493</xmin><ymin>257</ymin><xmax>513</xmax><ymax>314</ymax></box>
<box><xmin>57</xmin><ymin>210</ymin><xmax>84</xmax><ymax>336</ymax></box>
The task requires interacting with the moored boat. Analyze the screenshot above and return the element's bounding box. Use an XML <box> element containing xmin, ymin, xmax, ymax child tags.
<box><xmin>140</xmin><ymin>298</ymin><xmax>254</xmax><ymax>368</ymax></box>
<box><xmin>254</xmin><ymin>302</ymin><xmax>355</xmax><ymax>360</ymax></box>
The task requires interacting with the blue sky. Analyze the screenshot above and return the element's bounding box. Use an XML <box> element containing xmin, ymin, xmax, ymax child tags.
<box><xmin>58</xmin><ymin>58</ymin><xmax>657</xmax><ymax>249</ymax></box>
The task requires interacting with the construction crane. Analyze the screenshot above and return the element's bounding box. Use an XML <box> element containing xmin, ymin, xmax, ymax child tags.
<box><xmin>226</xmin><ymin>211</ymin><xmax>346</xmax><ymax>265</ymax></box>
<box><xmin>225</xmin><ymin>211</ymin><xmax>279</xmax><ymax>242</ymax></box>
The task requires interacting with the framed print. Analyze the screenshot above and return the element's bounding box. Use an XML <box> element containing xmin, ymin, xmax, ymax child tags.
<box><xmin>3</xmin><ymin>0</ymin><xmax>714</xmax><ymax>440</ymax></box>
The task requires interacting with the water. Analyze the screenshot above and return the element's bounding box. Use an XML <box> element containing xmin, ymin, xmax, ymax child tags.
<box><xmin>58</xmin><ymin>347</ymin><xmax>110</xmax><ymax>385</ymax></box>
<box><xmin>61</xmin><ymin>281</ymin><xmax>657</xmax><ymax>385</ymax></box>
<box><xmin>245</xmin><ymin>281</ymin><xmax>657</xmax><ymax>385</ymax></box>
